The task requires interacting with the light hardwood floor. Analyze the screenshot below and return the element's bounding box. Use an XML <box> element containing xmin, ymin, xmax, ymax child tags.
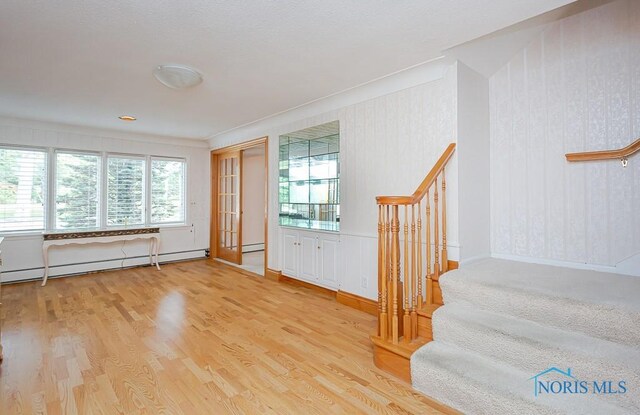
<box><xmin>0</xmin><ymin>260</ymin><xmax>444</xmax><ymax>415</ymax></box>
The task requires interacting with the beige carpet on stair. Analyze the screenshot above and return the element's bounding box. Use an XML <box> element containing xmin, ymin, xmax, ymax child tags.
<box><xmin>411</xmin><ymin>258</ymin><xmax>640</xmax><ymax>415</ymax></box>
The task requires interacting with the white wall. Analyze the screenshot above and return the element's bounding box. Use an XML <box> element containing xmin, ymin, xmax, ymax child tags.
<box><xmin>457</xmin><ymin>62</ymin><xmax>491</xmax><ymax>263</ymax></box>
<box><xmin>241</xmin><ymin>146</ymin><xmax>265</xmax><ymax>249</ymax></box>
<box><xmin>0</xmin><ymin>117</ymin><xmax>210</xmax><ymax>283</ymax></box>
<box><xmin>489</xmin><ymin>0</ymin><xmax>640</xmax><ymax>273</ymax></box>
<box><xmin>211</xmin><ymin>62</ymin><xmax>458</xmax><ymax>300</ymax></box>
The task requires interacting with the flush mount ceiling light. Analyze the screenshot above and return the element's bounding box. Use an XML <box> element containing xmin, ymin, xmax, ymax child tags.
<box><xmin>119</xmin><ymin>115</ymin><xmax>136</xmax><ymax>121</ymax></box>
<box><xmin>153</xmin><ymin>64</ymin><xmax>203</xmax><ymax>89</ymax></box>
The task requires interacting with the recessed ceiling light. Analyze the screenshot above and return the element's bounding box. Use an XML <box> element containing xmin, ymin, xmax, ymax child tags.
<box><xmin>153</xmin><ymin>64</ymin><xmax>203</xmax><ymax>89</ymax></box>
<box><xmin>119</xmin><ymin>115</ymin><xmax>136</xmax><ymax>121</ymax></box>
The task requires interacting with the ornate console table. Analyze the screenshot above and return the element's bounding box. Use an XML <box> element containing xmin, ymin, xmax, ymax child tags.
<box><xmin>42</xmin><ymin>228</ymin><xmax>161</xmax><ymax>286</ymax></box>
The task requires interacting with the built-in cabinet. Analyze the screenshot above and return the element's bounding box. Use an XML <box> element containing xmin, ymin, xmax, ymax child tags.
<box><xmin>281</xmin><ymin>228</ymin><xmax>339</xmax><ymax>289</ymax></box>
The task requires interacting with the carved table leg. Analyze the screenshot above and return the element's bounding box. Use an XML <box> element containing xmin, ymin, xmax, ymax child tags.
<box><xmin>154</xmin><ymin>237</ymin><xmax>161</xmax><ymax>270</ymax></box>
<box><xmin>42</xmin><ymin>244</ymin><xmax>50</xmax><ymax>286</ymax></box>
<box><xmin>149</xmin><ymin>239</ymin><xmax>154</xmax><ymax>266</ymax></box>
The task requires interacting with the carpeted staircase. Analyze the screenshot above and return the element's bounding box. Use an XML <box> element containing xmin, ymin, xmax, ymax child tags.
<box><xmin>411</xmin><ymin>259</ymin><xmax>640</xmax><ymax>415</ymax></box>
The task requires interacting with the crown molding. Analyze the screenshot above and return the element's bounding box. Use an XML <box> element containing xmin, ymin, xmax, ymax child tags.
<box><xmin>0</xmin><ymin>115</ymin><xmax>209</xmax><ymax>148</ymax></box>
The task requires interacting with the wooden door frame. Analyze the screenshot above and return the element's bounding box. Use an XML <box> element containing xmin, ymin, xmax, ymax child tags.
<box><xmin>210</xmin><ymin>136</ymin><xmax>268</xmax><ymax>276</ymax></box>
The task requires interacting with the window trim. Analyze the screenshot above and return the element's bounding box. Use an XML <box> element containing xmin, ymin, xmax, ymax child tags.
<box><xmin>0</xmin><ymin>144</ymin><xmax>188</xmax><ymax>234</ymax></box>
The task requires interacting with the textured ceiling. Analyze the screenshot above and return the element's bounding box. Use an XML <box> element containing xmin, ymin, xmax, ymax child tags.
<box><xmin>0</xmin><ymin>0</ymin><xmax>574</xmax><ymax>140</ymax></box>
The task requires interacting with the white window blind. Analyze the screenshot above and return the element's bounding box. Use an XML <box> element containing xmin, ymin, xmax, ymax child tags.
<box><xmin>55</xmin><ymin>152</ymin><xmax>101</xmax><ymax>229</ymax></box>
<box><xmin>107</xmin><ymin>156</ymin><xmax>145</xmax><ymax>226</ymax></box>
<box><xmin>151</xmin><ymin>158</ymin><xmax>185</xmax><ymax>224</ymax></box>
<box><xmin>0</xmin><ymin>147</ymin><xmax>47</xmax><ymax>231</ymax></box>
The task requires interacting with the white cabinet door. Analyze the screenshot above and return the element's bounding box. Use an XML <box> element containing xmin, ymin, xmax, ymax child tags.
<box><xmin>318</xmin><ymin>235</ymin><xmax>339</xmax><ymax>288</ymax></box>
<box><xmin>280</xmin><ymin>228</ymin><xmax>340</xmax><ymax>289</ymax></box>
<box><xmin>299</xmin><ymin>234</ymin><xmax>318</xmax><ymax>282</ymax></box>
<box><xmin>282</xmin><ymin>231</ymin><xmax>298</xmax><ymax>277</ymax></box>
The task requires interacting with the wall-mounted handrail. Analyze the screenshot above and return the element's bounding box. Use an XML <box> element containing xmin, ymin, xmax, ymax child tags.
<box><xmin>376</xmin><ymin>143</ymin><xmax>456</xmax><ymax>205</ymax></box>
<box><xmin>565</xmin><ymin>138</ymin><xmax>640</xmax><ymax>163</ymax></box>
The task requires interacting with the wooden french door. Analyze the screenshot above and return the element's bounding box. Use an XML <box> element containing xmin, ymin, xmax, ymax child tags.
<box><xmin>216</xmin><ymin>151</ymin><xmax>243</xmax><ymax>264</ymax></box>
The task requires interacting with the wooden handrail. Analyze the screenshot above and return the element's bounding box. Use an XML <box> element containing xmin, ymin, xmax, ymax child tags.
<box><xmin>376</xmin><ymin>143</ymin><xmax>456</xmax><ymax>205</ymax></box>
<box><xmin>565</xmin><ymin>138</ymin><xmax>640</xmax><ymax>162</ymax></box>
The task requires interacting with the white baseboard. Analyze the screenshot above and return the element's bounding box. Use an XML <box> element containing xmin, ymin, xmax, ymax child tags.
<box><xmin>1</xmin><ymin>249</ymin><xmax>207</xmax><ymax>283</ymax></box>
<box><xmin>242</xmin><ymin>243</ymin><xmax>265</xmax><ymax>253</ymax></box>
<box><xmin>459</xmin><ymin>254</ymin><xmax>491</xmax><ymax>266</ymax></box>
<box><xmin>489</xmin><ymin>253</ymin><xmax>632</xmax><ymax>275</ymax></box>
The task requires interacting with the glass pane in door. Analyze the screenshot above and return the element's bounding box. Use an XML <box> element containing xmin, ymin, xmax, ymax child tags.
<box><xmin>216</xmin><ymin>151</ymin><xmax>242</xmax><ymax>264</ymax></box>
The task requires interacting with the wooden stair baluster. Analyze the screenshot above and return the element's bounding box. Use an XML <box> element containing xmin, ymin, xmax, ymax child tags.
<box><xmin>426</xmin><ymin>189</ymin><xmax>432</xmax><ymax>305</ymax></box>
<box><xmin>403</xmin><ymin>206</ymin><xmax>411</xmax><ymax>342</ymax></box>
<box><xmin>434</xmin><ymin>175</ymin><xmax>440</xmax><ymax>280</ymax></box>
<box><xmin>391</xmin><ymin>205</ymin><xmax>400</xmax><ymax>344</ymax></box>
<box><xmin>410</xmin><ymin>204</ymin><xmax>418</xmax><ymax>339</ymax></box>
<box><xmin>417</xmin><ymin>201</ymin><xmax>423</xmax><ymax>310</ymax></box>
<box><xmin>442</xmin><ymin>170</ymin><xmax>448</xmax><ymax>273</ymax></box>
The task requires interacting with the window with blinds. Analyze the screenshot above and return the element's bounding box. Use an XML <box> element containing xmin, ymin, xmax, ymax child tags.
<box><xmin>107</xmin><ymin>156</ymin><xmax>145</xmax><ymax>226</ymax></box>
<box><xmin>0</xmin><ymin>144</ymin><xmax>187</xmax><ymax>232</ymax></box>
<box><xmin>151</xmin><ymin>158</ymin><xmax>185</xmax><ymax>224</ymax></box>
<box><xmin>55</xmin><ymin>152</ymin><xmax>101</xmax><ymax>229</ymax></box>
<box><xmin>0</xmin><ymin>147</ymin><xmax>47</xmax><ymax>231</ymax></box>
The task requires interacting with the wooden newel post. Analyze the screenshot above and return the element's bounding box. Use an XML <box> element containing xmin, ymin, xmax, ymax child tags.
<box><xmin>380</xmin><ymin>205</ymin><xmax>388</xmax><ymax>340</ymax></box>
<box><xmin>377</xmin><ymin>205</ymin><xmax>384</xmax><ymax>337</ymax></box>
